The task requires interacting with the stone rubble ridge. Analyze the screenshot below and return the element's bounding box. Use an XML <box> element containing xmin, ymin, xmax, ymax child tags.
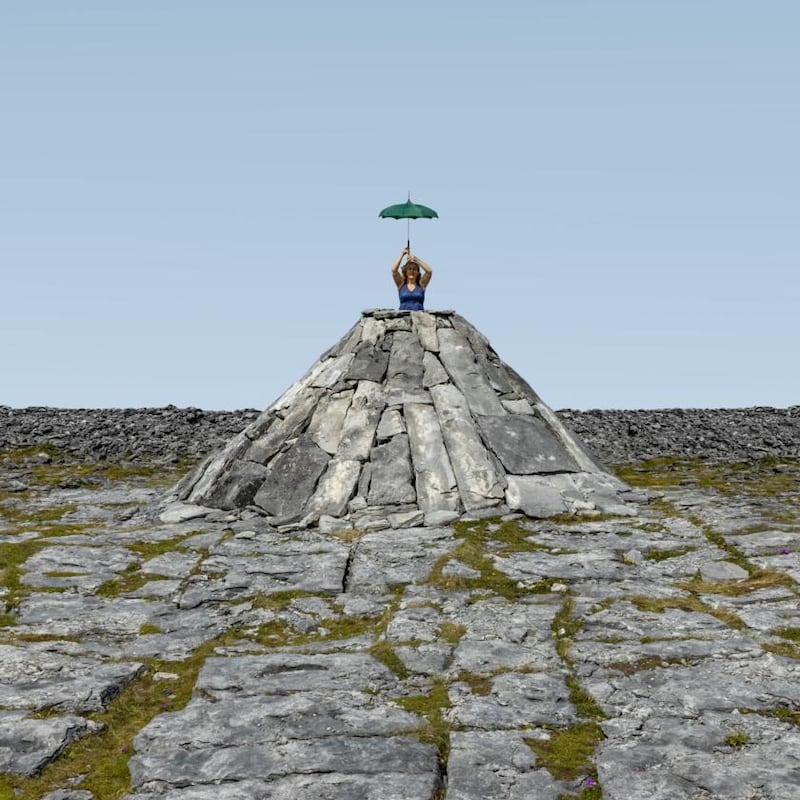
<box><xmin>165</xmin><ymin>310</ymin><xmax>638</xmax><ymax>528</ymax></box>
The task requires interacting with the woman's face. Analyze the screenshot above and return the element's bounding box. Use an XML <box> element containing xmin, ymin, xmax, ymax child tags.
<box><xmin>406</xmin><ymin>263</ymin><xmax>420</xmax><ymax>280</ymax></box>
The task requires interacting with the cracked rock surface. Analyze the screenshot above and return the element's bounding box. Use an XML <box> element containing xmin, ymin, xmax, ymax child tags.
<box><xmin>1</xmin><ymin>452</ymin><xmax>799</xmax><ymax>799</ymax></box>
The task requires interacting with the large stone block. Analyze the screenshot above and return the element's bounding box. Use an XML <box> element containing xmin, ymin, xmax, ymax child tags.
<box><xmin>303</xmin><ymin>459</ymin><xmax>362</xmax><ymax>519</ymax></box>
<box><xmin>252</xmin><ymin>436</ymin><xmax>330</xmax><ymax>518</ymax></box>
<box><xmin>504</xmin><ymin>475</ymin><xmax>568</xmax><ymax>517</ymax></box>
<box><xmin>437</xmin><ymin>329</ymin><xmax>505</xmax><ymax>416</ymax></box>
<box><xmin>200</xmin><ymin>459</ymin><xmax>269</xmax><ymax>510</ymax></box>
<box><xmin>430</xmin><ymin>384</ymin><xmax>505</xmax><ymax>510</ymax></box>
<box><xmin>347</xmin><ymin>341</ymin><xmax>390</xmax><ymax>383</ymax></box>
<box><xmin>476</xmin><ymin>414</ymin><xmax>579</xmax><ymax>474</ymax></box>
<box><xmin>411</xmin><ymin>311</ymin><xmax>439</xmax><ymax>351</ymax></box>
<box><xmin>337</xmin><ymin>381</ymin><xmax>385</xmax><ymax>461</ymax></box>
<box><xmin>307</xmin><ymin>390</ymin><xmax>354</xmax><ymax>454</ymax></box>
<box><xmin>368</xmin><ymin>434</ymin><xmax>416</xmax><ymax>506</ymax></box>
<box><xmin>244</xmin><ymin>390</ymin><xmax>318</xmax><ymax>465</ymax></box>
<box><xmin>405</xmin><ymin>402</ymin><xmax>459</xmax><ymax>513</ymax></box>
<box><xmin>386</xmin><ymin>331</ymin><xmax>424</xmax><ymax>394</ymax></box>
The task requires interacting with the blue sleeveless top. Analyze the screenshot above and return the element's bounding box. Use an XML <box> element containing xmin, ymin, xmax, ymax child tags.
<box><xmin>399</xmin><ymin>282</ymin><xmax>425</xmax><ymax>311</ymax></box>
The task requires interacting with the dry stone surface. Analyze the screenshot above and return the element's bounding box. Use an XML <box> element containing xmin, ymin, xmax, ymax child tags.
<box><xmin>1</xmin><ymin>451</ymin><xmax>799</xmax><ymax>798</ymax></box>
<box><xmin>165</xmin><ymin>311</ymin><xmax>637</xmax><ymax>527</ymax></box>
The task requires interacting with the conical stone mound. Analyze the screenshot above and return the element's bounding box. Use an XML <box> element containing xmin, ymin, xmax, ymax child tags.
<box><xmin>169</xmin><ymin>310</ymin><xmax>638</xmax><ymax>528</ymax></box>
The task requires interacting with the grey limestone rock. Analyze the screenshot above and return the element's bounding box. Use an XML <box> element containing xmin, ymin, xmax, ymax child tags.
<box><xmin>437</xmin><ymin>328</ymin><xmax>506</xmax><ymax>416</ymax></box>
<box><xmin>252</xmin><ymin>435</ymin><xmax>330</xmax><ymax>518</ymax></box>
<box><xmin>0</xmin><ymin>643</ymin><xmax>144</xmax><ymax>712</ymax></box>
<box><xmin>445</xmin><ymin>730</ymin><xmax>568</xmax><ymax>800</ymax></box>
<box><xmin>431</xmin><ymin>384</ymin><xmax>506</xmax><ymax>510</ymax></box>
<box><xmin>306</xmin><ymin>390</ymin><xmax>354</xmax><ymax>454</ymax></box>
<box><xmin>303</xmin><ymin>459</ymin><xmax>362</xmax><ymax>519</ymax></box>
<box><xmin>0</xmin><ymin>712</ymin><xmax>103</xmax><ymax>775</ymax></box>
<box><xmin>405</xmin><ymin>402</ymin><xmax>460</xmax><ymax>513</ymax></box>
<box><xmin>166</xmin><ymin>310</ymin><xmax>633</xmax><ymax>524</ymax></box>
<box><xmin>368</xmin><ymin>434</ymin><xmax>416</xmax><ymax>506</ymax></box>
<box><xmin>477</xmin><ymin>413</ymin><xmax>580</xmax><ymax>474</ymax></box>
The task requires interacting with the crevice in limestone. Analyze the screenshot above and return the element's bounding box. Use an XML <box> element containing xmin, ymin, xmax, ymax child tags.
<box><xmin>341</xmin><ymin>540</ymin><xmax>359</xmax><ymax>594</ymax></box>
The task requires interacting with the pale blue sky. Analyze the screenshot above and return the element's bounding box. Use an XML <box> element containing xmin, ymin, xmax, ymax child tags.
<box><xmin>2</xmin><ymin>2</ymin><xmax>798</xmax><ymax>410</ymax></box>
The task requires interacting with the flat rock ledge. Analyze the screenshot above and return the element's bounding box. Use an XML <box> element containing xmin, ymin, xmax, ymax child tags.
<box><xmin>163</xmin><ymin>310</ymin><xmax>638</xmax><ymax>529</ymax></box>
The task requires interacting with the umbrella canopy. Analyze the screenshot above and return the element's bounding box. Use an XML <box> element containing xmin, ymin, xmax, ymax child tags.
<box><xmin>379</xmin><ymin>195</ymin><xmax>438</xmax><ymax>250</ymax></box>
<box><xmin>378</xmin><ymin>200</ymin><xmax>439</xmax><ymax>220</ymax></box>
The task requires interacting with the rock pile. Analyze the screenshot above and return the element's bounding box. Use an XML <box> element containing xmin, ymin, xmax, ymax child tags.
<box><xmin>168</xmin><ymin>310</ymin><xmax>636</xmax><ymax>527</ymax></box>
<box><xmin>561</xmin><ymin>406</ymin><xmax>800</xmax><ymax>463</ymax></box>
<box><xmin>0</xmin><ymin>406</ymin><xmax>258</xmax><ymax>465</ymax></box>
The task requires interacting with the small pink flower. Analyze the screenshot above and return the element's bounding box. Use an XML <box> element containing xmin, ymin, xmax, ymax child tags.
<box><xmin>782</xmin><ymin>548</ymin><xmax>791</xmax><ymax>555</ymax></box>
<box><xmin>584</xmin><ymin>777</ymin><xmax>597</xmax><ymax>786</ymax></box>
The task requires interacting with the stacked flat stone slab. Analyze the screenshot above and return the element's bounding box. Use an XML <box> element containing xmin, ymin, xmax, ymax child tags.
<box><xmin>169</xmin><ymin>310</ymin><xmax>637</xmax><ymax>527</ymax></box>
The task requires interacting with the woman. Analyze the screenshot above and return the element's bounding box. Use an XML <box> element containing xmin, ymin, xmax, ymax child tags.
<box><xmin>391</xmin><ymin>247</ymin><xmax>433</xmax><ymax>311</ymax></box>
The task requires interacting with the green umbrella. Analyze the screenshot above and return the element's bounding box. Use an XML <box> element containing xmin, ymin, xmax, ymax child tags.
<box><xmin>379</xmin><ymin>193</ymin><xmax>438</xmax><ymax>251</ymax></box>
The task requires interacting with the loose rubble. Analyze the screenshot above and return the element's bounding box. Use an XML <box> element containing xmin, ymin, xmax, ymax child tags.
<box><xmin>3</xmin><ymin>404</ymin><xmax>799</xmax><ymax>468</ymax></box>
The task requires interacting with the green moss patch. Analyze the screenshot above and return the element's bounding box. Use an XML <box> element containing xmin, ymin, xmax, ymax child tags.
<box><xmin>526</xmin><ymin>721</ymin><xmax>604</xmax><ymax>781</ymax></box>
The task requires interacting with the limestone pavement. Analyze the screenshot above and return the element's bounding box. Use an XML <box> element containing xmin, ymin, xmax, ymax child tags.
<box><xmin>1</xmin><ymin>455</ymin><xmax>799</xmax><ymax>799</ymax></box>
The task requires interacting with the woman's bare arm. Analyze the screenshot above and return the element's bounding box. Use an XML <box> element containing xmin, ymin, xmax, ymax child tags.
<box><xmin>415</xmin><ymin>255</ymin><xmax>433</xmax><ymax>288</ymax></box>
<box><xmin>391</xmin><ymin>247</ymin><xmax>408</xmax><ymax>288</ymax></box>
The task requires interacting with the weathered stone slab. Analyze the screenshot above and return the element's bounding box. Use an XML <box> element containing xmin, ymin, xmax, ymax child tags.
<box><xmin>448</xmin><ymin>598</ymin><xmax>561</xmax><ymax>673</ymax></box>
<box><xmin>437</xmin><ymin>329</ymin><xmax>506</xmax><ymax>415</ymax></box>
<box><xmin>0</xmin><ymin>712</ymin><xmax>102</xmax><ymax>775</ymax></box>
<box><xmin>386</xmin><ymin>331</ymin><xmax>424</xmax><ymax>393</ymax></box>
<box><xmin>309</xmin><ymin>353</ymin><xmax>355</xmax><ymax>388</ymax></box>
<box><xmin>347</xmin><ymin>342</ymin><xmax>390</xmax><ymax>382</ymax></box>
<box><xmin>303</xmin><ymin>459</ymin><xmax>362</xmax><ymax>519</ymax></box>
<box><xmin>129</xmin><ymin>735</ymin><xmax>438</xmax><ymax>791</ymax></box>
<box><xmin>14</xmin><ymin>595</ymin><xmax>165</xmax><ymax>638</ymax></box>
<box><xmin>179</xmin><ymin>532</ymin><xmax>348</xmax><ymax>606</ymax></box>
<box><xmin>22</xmin><ymin>545</ymin><xmax>137</xmax><ymax>591</ymax></box>
<box><xmin>360</xmin><ymin>316</ymin><xmax>385</xmax><ymax>344</ymax></box>
<box><xmin>141</xmin><ymin>552</ymin><xmax>200</xmax><ymax>579</ymax></box>
<box><xmin>186</xmin><ymin>431</ymin><xmax>251</xmax><ymax>504</ymax></box>
<box><xmin>0</xmin><ymin>644</ymin><xmax>144</xmax><ymax>712</ymax></box>
<box><xmin>196</xmin><ymin>653</ymin><xmax>399</xmax><ymax>697</ymax></box>
<box><xmin>445</xmin><ymin>730</ymin><xmax>568</xmax><ymax>800</ymax></box>
<box><xmin>126</xmin><ymin>774</ymin><xmax>440</xmax><ymax>800</ymax></box>
<box><xmin>337</xmin><ymin>381</ymin><xmax>385</xmax><ymax>461</ymax></box>
<box><xmin>476</xmin><ymin>414</ymin><xmax>579</xmax><ymax>474</ymax></box>
<box><xmin>200</xmin><ymin>459</ymin><xmax>269</xmax><ymax>510</ymax></box>
<box><xmin>431</xmin><ymin>384</ymin><xmax>506</xmax><ymax>510</ymax></box>
<box><xmin>376</xmin><ymin>408</ymin><xmax>405</xmax><ymax>440</ymax></box>
<box><xmin>135</xmin><ymin>691</ymin><xmax>420</xmax><ymax>752</ymax></box>
<box><xmin>699</xmin><ymin>560</ymin><xmax>750</xmax><ymax>581</ymax></box>
<box><xmin>158</xmin><ymin>502</ymin><xmax>212</xmax><ymax>524</ymax></box>
<box><xmin>368</xmin><ymin>434</ymin><xmax>416</xmax><ymax>506</ymax></box>
<box><xmin>504</xmin><ymin>475</ymin><xmax>569</xmax><ymax>517</ymax></box>
<box><xmin>475</xmin><ymin>353</ymin><xmax>517</xmax><ymax>395</ymax></box>
<box><xmin>411</xmin><ymin>311</ymin><xmax>439</xmax><ymax>351</ymax></box>
<box><xmin>307</xmin><ymin>390</ymin><xmax>354</xmax><ymax>454</ymax></box>
<box><xmin>449</xmin><ymin>671</ymin><xmax>577</xmax><ymax>729</ymax></box>
<box><xmin>243</xmin><ymin>390</ymin><xmax>318</xmax><ymax>465</ymax></box>
<box><xmin>252</xmin><ymin>436</ymin><xmax>330</xmax><ymax>518</ymax></box>
<box><xmin>347</xmin><ymin>527</ymin><xmax>455</xmax><ymax>594</ymax></box>
<box><xmin>570</xmin><ymin>472</ymin><xmax>636</xmax><ymax>516</ymax></box>
<box><xmin>422</xmin><ymin>351</ymin><xmax>449</xmax><ymax>387</ymax></box>
<box><xmin>405</xmin><ymin>402</ymin><xmax>459</xmax><ymax>513</ymax></box>
<box><xmin>598</xmin><ymin>710</ymin><xmax>800</xmax><ymax>800</ymax></box>
<box><xmin>501</xmin><ymin>398</ymin><xmax>535</xmax><ymax>415</ymax></box>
